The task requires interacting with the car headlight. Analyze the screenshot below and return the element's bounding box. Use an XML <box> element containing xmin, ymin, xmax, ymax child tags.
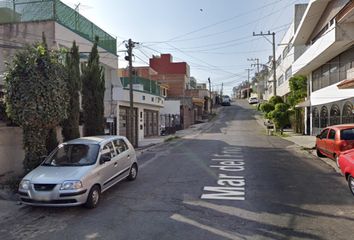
<box><xmin>19</xmin><ymin>180</ymin><xmax>30</xmax><ymax>190</ymax></box>
<box><xmin>60</xmin><ymin>180</ymin><xmax>83</xmax><ymax>190</ymax></box>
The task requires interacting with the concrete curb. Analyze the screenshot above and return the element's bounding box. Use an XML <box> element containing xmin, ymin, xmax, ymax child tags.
<box><xmin>254</xmin><ymin>110</ymin><xmax>342</xmax><ymax>174</ymax></box>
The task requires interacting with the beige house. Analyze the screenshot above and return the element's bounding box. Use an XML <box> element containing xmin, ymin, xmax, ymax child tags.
<box><xmin>0</xmin><ymin>0</ymin><xmax>118</xmax><ymax>177</ymax></box>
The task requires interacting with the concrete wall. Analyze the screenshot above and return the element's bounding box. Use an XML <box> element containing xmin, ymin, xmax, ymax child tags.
<box><xmin>0</xmin><ymin>21</ymin><xmax>56</xmax><ymax>85</ymax></box>
<box><xmin>0</xmin><ymin>126</ymin><xmax>24</xmax><ymax>177</ymax></box>
<box><xmin>116</xmin><ymin>101</ymin><xmax>161</xmax><ymax>141</ymax></box>
<box><xmin>160</xmin><ymin>100</ymin><xmax>180</xmax><ymax>115</ymax></box>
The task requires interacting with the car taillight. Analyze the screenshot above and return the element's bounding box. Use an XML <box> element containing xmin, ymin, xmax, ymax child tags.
<box><xmin>340</xmin><ymin>141</ymin><xmax>353</xmax><ymax>151</ymax></box>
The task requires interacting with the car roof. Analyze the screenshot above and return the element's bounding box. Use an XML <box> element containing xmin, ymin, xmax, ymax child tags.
<box><xmin>326</xmin><ymin>124</ymin><xmax>354</xmax><ymax>130</ymax></box>
<box><xmin>66</xmin><ymin>135</ymin><xmax>126</xmax><ymax>145</ymax></box>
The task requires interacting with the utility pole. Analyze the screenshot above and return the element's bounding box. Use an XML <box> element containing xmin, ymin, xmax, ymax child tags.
<box><xmin>125</xmin><ymin>39</ymin><xmax>138</xmax><ymax>146</ymax></box>
<box><xmin>246</xmin><ymin>68</ymin><xmax>252</xmax><ymax>98</ymax></box>
<box><xmin>208</xmin><ymin>77</ymin><xmax>212</xmax><ymax>114</ymax></box>
<box><xmin>221</xmin><ymin>83</ymin><xmax>223</xmax><ymax>97</ymax></box>
<box><xmin>248</xmin><ymin>58</ymin><xmax>261</xmax><ymax>99</ymax></box>
<box><xmin>253</xmin><ymin>31</ymin><xmax>276</xmax><ymax>97</ymax></box>
<box><xmin>248</xmin><ymin>58</ymin><xmax>260</xmax><ymax>74</ymax></box>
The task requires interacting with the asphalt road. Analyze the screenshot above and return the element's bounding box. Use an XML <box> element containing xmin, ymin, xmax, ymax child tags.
<box><xmin>1</xmin><ymin>100</ymin><xmax>354</xmax><ymax>240</ymax></box>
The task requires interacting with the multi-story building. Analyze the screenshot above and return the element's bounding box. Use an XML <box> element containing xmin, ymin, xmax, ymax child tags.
<box><xmin>264</xmin><ymin>4</ymin><xmax>308</xmax><ymax>100</ymax></box>
<box><xmin>117</xmin><ymin>68</ymin><xmax>166</xmax><ymax>146</ymax></box>
<box><xmin>149</xmin><ymin>54</ymin><xmax>202</xmax><ymax>128</ymax></box>
<box><xmin>292</xmin><ymin>0</ymin><xmax>354</xmax><ymax>135</ymax></box>
<box><xmin>0</xmin><ymin>0</ymin><xmax>118</xmax><ymax>176</ymax></box>
<box><xmin>0</xmin><ymin>0</ymin><xmax>118</xmax><ymax>120</ymax></box>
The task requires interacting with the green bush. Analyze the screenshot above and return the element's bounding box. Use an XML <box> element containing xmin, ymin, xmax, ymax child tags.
<box><xmin>260</xmin><ymin>102</ymin><xmax>274</xmax><ymax>114</ymax></box>
<box><xmin>4</xmin><ymin>36</ymin><xmax>69</xmax><ymax>172</ymax></box>
<box><xmin>268</xmin><ymin>103</ymin><xmax>290</xmax><ymax>133</ymax></box>
<box><xmin>268</xmin><ymin>96</ymin><xmax>283</xmax><ymax>106</ymax></box>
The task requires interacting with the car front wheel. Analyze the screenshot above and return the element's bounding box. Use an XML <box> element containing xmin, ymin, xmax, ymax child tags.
<box><xmin>127</xmin><ymin>163</ymin><xmax>138</xmax><ymax>181</ymax></box>
<box><xmin>348</xmin><ymin>175</ymin><xmax>354</xmax><ymax>196</ymax></box>
<box><xmin>316</xmin><ymin>148</ymin><xmax>324</xmax><ymax>157</ymax></box>
<box><xmin>84</xmin><ymin>185</ymin><xmax>101</xmax><ymax>209</ymax></box>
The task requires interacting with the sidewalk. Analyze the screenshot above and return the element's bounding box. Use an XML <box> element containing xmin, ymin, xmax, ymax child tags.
<box><xmin>137</xmin><ymin>122</ymin><xmax>209</xmax><ymax>152</ymax></box>
<box><xmin>254</xmin><ymin>111</ymin><xmax>340</xmax><ymax>172</ymax></box>
<box><xmin>254</xmin><ymin>112</ymin><xmax>316</xmax><ymax>149</ymax></box>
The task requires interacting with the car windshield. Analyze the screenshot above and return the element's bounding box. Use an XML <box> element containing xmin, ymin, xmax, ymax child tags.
<box><xmin>340</xmin><ymin>128</ymin><xmax>354</xmax><ymax>140</ymax></box>
<box><xmin>42</xmin><ymin>144</ymin><xmax>100</xmax><ymax>166</ymax></box>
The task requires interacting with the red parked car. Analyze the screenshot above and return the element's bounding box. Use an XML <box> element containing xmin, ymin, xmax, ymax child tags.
<box><xmin>316</xmin><ymin>124</ymin><xmax>354</xmax><ymax>166</ymax></box>
<box><xmin>338</xmin><ymin>150</ymin><xmax>354</xmax><ymax>196</ymax></box>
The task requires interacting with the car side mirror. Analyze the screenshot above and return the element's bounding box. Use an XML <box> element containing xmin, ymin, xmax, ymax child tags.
<box><xmin>316</xmin><ymin>135</ymin><xmax>321</xmax><ymax>139</ymax></box>
<box><xmin>99</xmin><ymin>155</ymin><xmax>111</xmax><ymax>164</ymax></box>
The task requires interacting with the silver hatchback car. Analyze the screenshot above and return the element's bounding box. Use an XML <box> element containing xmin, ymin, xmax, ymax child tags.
<box><xmin>18</xmin><ymin>136</ymin><xmax>138</xmax><ymax>208</ymax></box>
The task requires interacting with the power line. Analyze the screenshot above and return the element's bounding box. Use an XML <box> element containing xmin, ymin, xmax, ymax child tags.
<box><xmin>164</xmin><ymin>0</ymin><xmax>289</xmax><ymax>42</ymax></box>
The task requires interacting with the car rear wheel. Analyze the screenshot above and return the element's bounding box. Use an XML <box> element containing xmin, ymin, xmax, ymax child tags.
<box><xmin>84</xmin><ymin>185</ymin><xmax>100</xmax><ymax>209</ymax></box>
<box><xmin>348</xmin><ymin>175</ymin><xmax>354</xmax><ymax>196</ymax></box>
<box><xmin>316</xmin><ymin>148</ymin><xmax>324</xmax><ymax>157</ymax></box>
<box><xmin>127</xmin><ymin>163</ymin><xmax>138</xmax><ymax>181</ymax></box>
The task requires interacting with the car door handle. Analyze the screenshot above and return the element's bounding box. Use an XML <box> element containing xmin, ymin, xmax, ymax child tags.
<box><xmin>114</xmin><ymin>162</ymin><xmax>118</xmax><ymax>167</ymax></box>
<box><xmin>127</xmin><ymin>155</ymin><xmax>130</xmax><ymax>158</ymax></box>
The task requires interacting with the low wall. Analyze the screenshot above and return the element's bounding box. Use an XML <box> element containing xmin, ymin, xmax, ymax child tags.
<box><xmin>0</xmin><ymin>126</ymin><xmax>24</xmax><ymax>178</ymax></box>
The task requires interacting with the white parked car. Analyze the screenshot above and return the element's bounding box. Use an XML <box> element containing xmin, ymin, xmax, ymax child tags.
<box><xmin>18</xmin><ymin>136</ymin><xmax>138</xmax><ymax>208</ymax></box>
<box><xmin>248</xmin><ymin>97</ymin><xmax>259</xmax><ymax>104</ymax></box>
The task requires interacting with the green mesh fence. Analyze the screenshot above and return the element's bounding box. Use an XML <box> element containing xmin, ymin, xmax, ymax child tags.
<box><xmin>121</xmin><ymin>77</ymin><xmax>162</xmax><ymax>96</ymax></box>
<box><xmin>0</xmin><ymin>0</ymin><xmax>116</xmax><ymax>55</ymax></box>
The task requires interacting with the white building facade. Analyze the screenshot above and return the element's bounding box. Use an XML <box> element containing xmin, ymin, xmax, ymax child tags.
<box><xmin>264</xmin><ymin>4</ymin><xmax>308</xmax><ymax>100</ymax></box>
<box><xmin>292</xmin><ymin>0</ymin><xmax>354</xmax><ymax>135</ymax></box>
<box><xmin>114</xmin><ymin>76</ymin><xmax>165</xmax><ymax>146</ymax></box>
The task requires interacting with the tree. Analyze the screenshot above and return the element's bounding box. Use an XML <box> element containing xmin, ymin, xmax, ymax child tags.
<box><xmin>268</xmin><ymin>95</ymin><xmax>284</xmax><ymax>106</ymax></box>
<box><xmin>4</xmin><ymin>36</ymin><xmax>69</xmax><ymax>172</ymax></box>
<box><xmin>288</xmin><ymin>75</ymin><xmax>307</xmax><ymax>107</ymax></box>
<box><xmin>82</xmin><ymin>36</ymin><xmax>105</xmax><ymax>136</ymax></box>
<box><xmin>288</xmin><ymin>75</ymin><xmax>307</xmax><ymax>133</ymax></box>
<box><xmin>269</xmin><ymin>103</ymin><xmax>290</xmax><ymax>134</ymax></box>
<box><xmin>62</xmin><ymin>41</ymin><xmax>81</xmax><ymax>141</ymax></box>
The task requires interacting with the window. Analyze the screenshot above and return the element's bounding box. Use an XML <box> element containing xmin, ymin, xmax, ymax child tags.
<box><xmin>142</xmin><ymin>95</ymin><xmax>145</xmax><ymax>100</ymax></box>
<box><xmin>321</xmin><ymin>64</ymin><xmax>330</xmax><ymax>89</ymax></box>
<box><xmin>312</xmin><ymin>68</ymin><xmax>321</xmax><ymax>92</ymax></box>
<box><xmin>151</xmin><ymin>97</ymin><xmax>154</xmax><ymax>102</ymax></box>
<box><xmin>320</xmin><ymin>106</ymin><xmax>328</xmax><ymax>128</ymax></box>
<box><xmin>320</xmin><ymin>129</ymin><xmax>329</xmax><ymax>139</ymax></box>
<box><xmin>276</xmin><ymin>56</ymin><xmax>282</xmax><ymax>67</ymax></box>
<box><xmin>341</xmin><ymin>128</ymin><xmax>354</xmax><ymax>140</ymax></box>
<box><xmin>342</xmin><ymin>101</ymin><xmax>354</xmax><ymax>124</ymax></box>
<box><xmin>285</xmin><ymin>67</ymin><xmax>292</xmax><ymax>80</ymax></box>
<box><xmin>328</xmin><ymin>129</ymin><xmax>336</xmax><ymax>140</ymax></box>
<box><xmin>277</xmin><ymin>75</ymin><xmax>284</xmax><ymax>86</ymax></box>
<box><xmin>102</xmin><ymin>142</ymin><xmax>116</xmax><ymax>159</ymax></box>
<box><xmin>312</xmin><ymin>107</ymin><xmax>319</xmax><ymax>128</ymax></box>
<box><xmin>113</xmin><ymin>139</ymin><xmax>128</xmax><ymax>153</ymax></box>
<box><xmin>329</xmin><ymin>57</ymin><xmax>339</xmax><ymax>85</ymax></box>
<box><xmin>283</xmin><ymin>46</ymin><xmax>289</xmax><ymax>59</ymax></box>
<box><xmin>330</xmin><ymin>104</ymin><xmax>341</xmax><ymax>125</ymax></box>
<box><xmin>43</xmin><ymin>144</ymin><xmax>99</xmax><ymax>166</ymax></box>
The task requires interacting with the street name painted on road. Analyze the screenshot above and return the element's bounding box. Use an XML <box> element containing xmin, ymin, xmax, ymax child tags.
<box><xmin>201</xmin><ymin>147</ymin><xmax>245</xmax><ymax>201</ymax></box>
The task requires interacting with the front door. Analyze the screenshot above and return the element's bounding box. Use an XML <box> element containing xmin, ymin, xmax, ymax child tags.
<box><xmin>119</xmin><ymin>106</ymin><xmax>138</xmax><ymax>147</ymax></box>
<box><xmin>317</xmin><ymin>128</ymin><xmax>329</xmax><ymax>154</ymax></box>
<box><xmin>100</xmin><ymin>142</ymin><xmax>118</xmax><ymax>189</ymax></box>
<box><xmin>113</xmin><ymin>139</ymin><xmax>131</xmax><ymax>173</ymax></box>
<box><xmin>326</xmin><ymin>129</ymin><xmax>336</xmax><ymax>158</ymax></box>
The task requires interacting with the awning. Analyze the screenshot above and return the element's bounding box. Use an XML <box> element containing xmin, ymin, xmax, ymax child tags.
<box><xmin>192</xmin><ymin>97</ymin><xmax>204</xmax><ymax>107</ymax></box>
<box><xmin>337</xmin><ymin>78</ymin><xmax>354</xmax><ymax>89</ymax></box>
<box><xmin>295</xmin><ymin>99</ymin><xmax>311</xmax><ymax>108</ymax></box>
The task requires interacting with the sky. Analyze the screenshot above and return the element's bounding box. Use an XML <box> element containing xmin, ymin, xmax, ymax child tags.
<box><xmin>61</xmin><ymin>0</ymin><xmax>308</xmax><ymax>95</ymax></box>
